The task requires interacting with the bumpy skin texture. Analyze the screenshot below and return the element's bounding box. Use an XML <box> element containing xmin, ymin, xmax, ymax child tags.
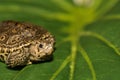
<box><xmin>0</xmin><ymin>20</ymin><xmax>55</xmax><ymax>67</ymax></box>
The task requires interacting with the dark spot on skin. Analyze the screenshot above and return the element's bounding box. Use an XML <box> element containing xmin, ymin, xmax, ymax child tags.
<box><xmin>44</xmin><ymin>37</ymin><xmax>48</xmax><ymax>39</ymax></box>
<box><xmin>16</xmin><ymin>37</ymin><xmax>20</xmax><ymax>41</ymax></box>
<box><xmin>15</xmin><ymin>22</ymin><xmax>19</xmax><ymax>26</ymax></box>
<box><xmin>1</xmin><ymin>49</ymin><xmax>4</xmax><ymax>53</ymax></box>
<box><xmin>39</xmin><ymin>44</ymin><xmax>43</xmax><ymax>48</ymax></box>
<box><xmin>0</xmin><ymin>55</ymin><xmax>4</xmax><ymax>60</ymax></box>
<box><xmin>5</xmin><ymin>54</ymin><xmax>8</xmax><ymax>56</ymax></box>
<box><xmin>25</xmin><ymin>26</ymin><xmax>30</xmax><ymax>29</ymax></box>
<box><xmin>11</xmin><ymin>40</ymin><xmax>16</xmax><ymax>43</ymax></box>
<box><xmin>7</xmin><ymin>50</ymin><xmax>10</xmax><ymax>53</ymax></box>
<box><xmin>0</xmin><ymin>36</ymin><xmax>5</xmax><ymax>40</ymax></box>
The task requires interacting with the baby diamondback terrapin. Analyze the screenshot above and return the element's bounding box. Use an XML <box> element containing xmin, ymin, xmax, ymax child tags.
<box><xmin>0</xmin><ymin>20</ymin><xmax>55</xmax><ymax>67</ymax></box>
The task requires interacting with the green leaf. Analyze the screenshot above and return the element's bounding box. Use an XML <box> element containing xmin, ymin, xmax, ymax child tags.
<box><xmin>0</xmin><ymin>0</ymin><xmax>120</xmax><ymax>80</ymax></box>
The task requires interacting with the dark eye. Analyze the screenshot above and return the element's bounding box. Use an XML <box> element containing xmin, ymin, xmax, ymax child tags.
<box><xmin>39</xmin><ymin>44</ymin><xmax>43</xmax><ymax>48</ymax></box>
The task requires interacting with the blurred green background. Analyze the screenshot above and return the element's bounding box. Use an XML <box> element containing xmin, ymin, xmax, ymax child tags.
<box><xmin>0</xmin><ymin>0</ymin><xmax>120</xmax><ymax>80</ymax></box>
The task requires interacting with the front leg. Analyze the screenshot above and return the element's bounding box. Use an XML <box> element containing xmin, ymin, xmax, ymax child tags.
<box><xmin>6</xmin><ymin>49</ymin><xmax>30</xmax><ymax>67</ymax></box>
<box><xmin>27</xmin><ymin>60</ymin><xmax>32</xmax><ymax>65</ymax></box>
<box><xmin>0</xmin><ymin>53</ymin><xmax>8</xmax><ymax>62</ymax></box>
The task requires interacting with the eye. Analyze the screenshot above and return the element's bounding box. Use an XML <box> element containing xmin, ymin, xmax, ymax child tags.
<box><xmin>39</xmin><ymin>44</ymin><xmax>43</xmax><ymax>48</ymax></box>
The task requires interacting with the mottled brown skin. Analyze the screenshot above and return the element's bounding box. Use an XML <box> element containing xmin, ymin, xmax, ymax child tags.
<box><xmin>0</xmin><ymin>20</ymin><xmax>55</xmax><ymax>67</ymax></box>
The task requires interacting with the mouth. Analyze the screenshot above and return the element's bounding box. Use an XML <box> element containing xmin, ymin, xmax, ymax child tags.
<box><xmin>38</xmin><ymin>53</ymin><xmax>53</xmax><ymax>62</ymax></box>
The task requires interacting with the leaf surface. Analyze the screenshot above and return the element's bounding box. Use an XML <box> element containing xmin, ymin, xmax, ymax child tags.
<box><xmin>0</xmin><ymin>0</ymin><xmax>120</xmax><ymax>80</ymax></box>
